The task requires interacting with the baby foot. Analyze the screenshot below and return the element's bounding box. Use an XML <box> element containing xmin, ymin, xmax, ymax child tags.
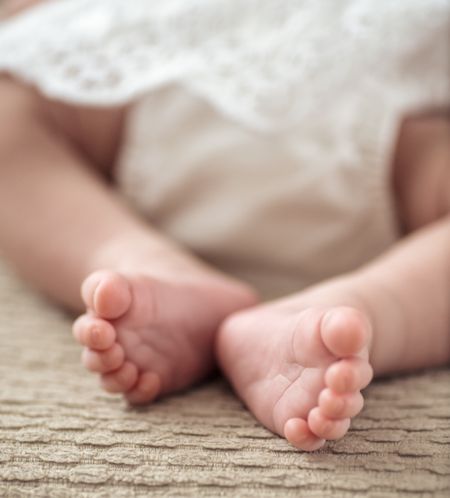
<box><xmin>217</xmin><ymin>287</ymin><xmax>373</xmax><ymax>451</ymax></box>
<box><xmin>73</xmin><ymin>269</ymin><xmax>257</xmax><ymax>404</ymax></box>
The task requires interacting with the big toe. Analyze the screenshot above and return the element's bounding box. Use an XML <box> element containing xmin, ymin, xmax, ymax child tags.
<box><xmin>320</xmin><ymin>307</ymin><xmax>371</xmax><ymax>358</ymax></box>
<box><xmin>81</xmin><ymin>270</ymin><xmax>132</xmax><ymax>319</ymax></box>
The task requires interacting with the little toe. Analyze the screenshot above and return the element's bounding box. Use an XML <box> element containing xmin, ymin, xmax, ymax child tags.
<box><xmin>81</xmin><ymin>270</ymin><xmax>132</xmax><ymax>319</ymax></box>
<box><xmin>320</xmin><ymin>307</ymin><xmax>371</xmax><ymax>358</ymax></box>
<box><xmin>125</xmin><ymin>372</ymin><xmax>161</xmax><ymax>405</ymax></box>
<box><xmin>307</xmin><ymin>407</ymin><xmax>351</xmax><ymax>440</ymax></box>
<box><xmin>325</xmin><ymin>358</ymin><xmax>373</xmax><ymax>393</ymax></box>
<box><xmin>73</xmin><ymin>315</ymin><xmax>116</xmax><ymax>350</ymax></box>
<box><xmin>81</xmin><ymin>343</ymin><xmax>125</xmax><ymax>373</ymax></box>
<box><xmin>318</xmin><ymin>388</ymin><xmax>364</xmax><ymax>419</ymax></box>
<box><xmin>100</xmin><ymin>361</ymin><xmax>139</xmax><ymax>393</ymax></box>
<box><xmin>284</xmin><ymin>418</ymin><xmax>326</xmax><ymax>452</ymax></box>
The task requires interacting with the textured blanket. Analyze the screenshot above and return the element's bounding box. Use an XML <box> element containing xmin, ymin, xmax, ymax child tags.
<box><xmin>0</xmin><ymin>259</ymin><xmax>449</xmax><ymax>497</ymax></box>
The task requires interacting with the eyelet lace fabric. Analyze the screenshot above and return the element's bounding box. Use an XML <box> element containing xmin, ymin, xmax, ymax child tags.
<box><xmin>0</xmin><ymin>0</ymin><xmax>448</xmax><ymax>131</ymax></box>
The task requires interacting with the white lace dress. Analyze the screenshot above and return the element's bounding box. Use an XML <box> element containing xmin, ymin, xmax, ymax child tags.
<box><xmin>0</xmin><ymin>0</ymin><xmax>448</xmax><ymax>297</ymax></box>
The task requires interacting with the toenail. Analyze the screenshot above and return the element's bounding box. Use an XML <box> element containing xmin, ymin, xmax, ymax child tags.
<box><xmin>82</xmin><ymin>274</ymin><xmax>102</xmax><ymax>309</ymax></box>
<box><xmin>90</xmin><ymin>326</ymin><xmax>101</xmax><ymax>344</ymax></box>
<box><xmin>321</xmin><ymin>418</ymin><xmax>333</xmax><ymax>434</ymax></box>
<box><xmin>322</xmin><ymin>310</ymin><xmax>334</xmax><ymax>329</ymax></box>
<box><xmin>322</xmin><ymin>309</ymin><xmax>343</xmax><ymax>326</ymax></box>
<box><xmin>341</xmin><ymin>370</ymin><xmax>354</xmax><ymax>391</ymax></box>
<box><xmin>332</xmin><ymin>396</ymin><xmax>345</xmax><ymax>415</ymax></box>
<box><xmin>92</xmin><ymin>282</ymin><xmax>102</xmax><ymax>309</ymax></box>
<box><xmin>321</xmin><ymin>311</ymin><xmax>344</xmax><ymax>338</ymax></box>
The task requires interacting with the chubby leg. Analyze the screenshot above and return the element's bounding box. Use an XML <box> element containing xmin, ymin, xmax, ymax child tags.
<box><xmin>0</xmin><ymin>77</ymin><xmax>257</xmax><ymax>401</ymax></box>
<box><xmin>217</xmin><ymin>114</ymin><xmax>450</xmax><ymax>451</ymax></box>
<box><xmin>0</xmin><ymin>77</ymin><xmax>138</xmax><ymax>309</ymax></box>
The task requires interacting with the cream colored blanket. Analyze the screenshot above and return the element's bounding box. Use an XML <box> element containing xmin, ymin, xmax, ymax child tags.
<box><xmin>0</xmin><ymin>258</ymin><xmax>449</xmax><ymax>497</ymax></box>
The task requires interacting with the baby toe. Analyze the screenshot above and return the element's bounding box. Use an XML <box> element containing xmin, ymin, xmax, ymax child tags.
<box><xmin>318</xmin><ymin>388</ymin><xmax>364</xmax><ymax>419</ymax></box>
<box><xmin>81</xmin><ymin>343</ymin><xmax>125</xmax><ymax>373</ymax></box>
<box><xmin>73</xmin><ymin>315</ymin><xmax>116</xmax><ymax>350</ymax></box>
<box><xmin>100</xmin><ymin>361</ymin><xmax>139</xmax><ymax>393</ymax></box>
<box><xmin>284</xmin><ymin>418</ymin><xmax>326</xmax><ymax>452</ymax></box>
<box><xmin>321</xmin><ymin>307</ymin><xmax>371</xmax><ymax>358</ymax></box>
<box><xmin>325</xmin><ymin>358</ymin><xmax>373</xmax><ymax>393</ymax></box>
<box><xmin>307</xmin><ymin>407</ymin><xmax>351</xmax><ymax>440</ymax></box>
<box><xmin>125</xmin><ymin>371</ymin><xmax>161</xmax><ymax>405</ymax></box>
<box><xmin>81</xmin><ymin>270</ymin><xmax>132</xmax><ymax>319</ymax></box>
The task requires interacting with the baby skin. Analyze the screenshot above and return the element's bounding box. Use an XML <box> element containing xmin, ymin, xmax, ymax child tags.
<box><xmin>73</xmin><ymin>266</ymin><xmax>257</xmax><ymax>404</ymax></box>
<box><xmin>71</xmin><ymin>109</ymin><xmax>449</xmax><ymax>450</ymax></box>
<box><xmin>217</xmin><ymin>116</ymin><xmax>450</xmax><ymax>450</ymax></box>
<box><xmin>0</xmin><ymin>68</ymin><xmax>449</xmax><ymax>451</ymax></box>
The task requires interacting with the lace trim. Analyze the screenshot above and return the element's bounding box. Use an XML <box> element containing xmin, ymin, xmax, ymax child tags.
<box><xmin>0</xmin><ymin>0</ymin><xmax>448</xmax><ymax>130</ymax></box>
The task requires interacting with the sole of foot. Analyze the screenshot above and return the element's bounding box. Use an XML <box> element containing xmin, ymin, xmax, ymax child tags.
<box><xmin>217</xmin><ymin>303</ymin><xmax>373</xmax><ymax>451</ymax></box>
<box><xmin>73</xmin><ymin>269</ymin><xmax>258</xmax><ymax>404</ymax></box>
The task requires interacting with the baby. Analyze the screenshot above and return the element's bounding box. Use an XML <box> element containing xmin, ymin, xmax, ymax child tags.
<box><xmin>0</xmin><ymin>0</ymin><xmax>449</xmax><ymax>452</ymax></box>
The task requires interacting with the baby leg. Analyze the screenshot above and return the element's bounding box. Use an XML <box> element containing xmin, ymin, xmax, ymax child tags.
<box><xmin>217</xmin><ymin>114</ymin><xmax>450</xmax><ymax>450</ymax></box>
<box><xmin>0</xmin><ymin>77</ymin><xmax>257</xmax><ymax>402</ymax></box>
